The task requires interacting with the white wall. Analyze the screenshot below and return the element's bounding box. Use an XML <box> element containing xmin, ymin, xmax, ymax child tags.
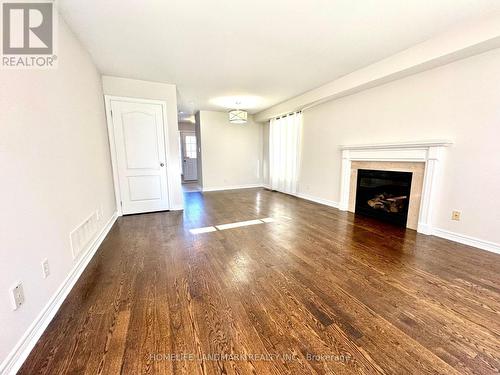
<box><xmin>101</xmin><ymin>76</ymin><xmax>183</xmax><ymax>209</ymax></box>
<box><xmin>199</xmin><ymin>111</ymin><xmax>263</xmax><ymax>190</ymax></box>
<box><xmin>0</xmin><ymin>16</ymin><xmax>116</xmax><ymax>369</ymax></box>
<box><xmin>286</xmin><ymin>47</ymin><xmax>500</xmax><ymax>245</ymax></box>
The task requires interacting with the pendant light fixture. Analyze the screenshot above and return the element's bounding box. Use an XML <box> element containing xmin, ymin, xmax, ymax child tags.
<box><xmin>228</xmin><ymin>109</ymin><xmax>248</xmax><ymax>124</ymax></box>
<box><xmin>229</xmin><ymin>101</ymin><xmax>247</xmax><ymax>124</ymax></box>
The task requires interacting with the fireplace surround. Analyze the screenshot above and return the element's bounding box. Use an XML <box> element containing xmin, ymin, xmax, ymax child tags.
<box><xmin>339</xmin><ymin>140</ymin><xmax>452</xmax><ymax>234</ymax></box>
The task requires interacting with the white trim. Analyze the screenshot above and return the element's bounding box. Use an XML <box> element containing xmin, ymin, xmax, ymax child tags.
<box><xmin>202</xmin><ymin>184</ymin><xmax>263</xmax><ymax>192</ymax></box>
<box><xmin>340</xmin><ymin>140</ymin><xmax>453</xmax><ymax>150</ymax></box>
<box><xmin>262</xmin><ymin>184</ymin><xmax>272</xmax><ymax>190</ymax></box>
<box><xmin>169</xmin><ymin>204</ymin><xmax>185</xmax><ymax>211</ymax></box>
<box><xmin>104</xmin><ymin>97</ymin><xmax>122</xmax><ymax>215</ymax></box>
<box><xmin>0</xmin><ymin>212</ymin><xmax>118</xmax><ymax>375</ymax></box>
<box><xmin>417</xmin><ymin>222</ymin><xmax>433</xmax><ymax>235</ymax></box>
<box><xmin>295</xmin><ymin>192</ymin><xmax>339</xmax><ymax>209</ymax></box>
<box><xmin>339</xmin><ymin>141</ymin><xmax>452</xmax><ymax>235</ymax></box>
<box><xmin>432</xmin><ymin>228</ymin><xmax>500</xmax><ymax>255</ymax></box>
<box><xmin>104</xmin><ymin>95</ymin><xmax>172</xmax><ymax>215</ymax></box>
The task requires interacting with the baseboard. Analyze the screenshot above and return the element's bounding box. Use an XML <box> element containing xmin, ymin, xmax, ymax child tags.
<box><xmin>432</xmin><ymin>227</ymin><xmax>500</xmax><ymax>255</ymax></box>
<box><xmin>337</xmin><ymin>203</ymin><xmax>349</xmax><ymax>211</ymax></box>
<box><xmin>202</xmin><ymin>184</ymin><xmax>263</xmax><ymax>192</ymax></box>
<box><xmin>295</xmin><ymin>192</ymin><xmax>339</xmax><ymax>209</ymax></box>
<box><xmin>0</xmin><ymin>212</ymin><xmax>118</xmax><ymax>375</ymax></box>
<box><xmin>169</xmin><ymin>205</ymin><xmax>185</xmax><ymax>211</ymax></box>
<box><xmin>416</xmin><ymin>222</ymin><xmax>432</xmax><ymax>235</ymax></box>
<box><xmin>262</xmin><ymin>184</ymin><xmax>272</xmax><ymax>190</ymax></box>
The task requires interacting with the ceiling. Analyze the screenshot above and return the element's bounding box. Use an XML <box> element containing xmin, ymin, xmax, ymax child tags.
<box><xmin>58</xmin><ymin>0</ymin><xmax>500</xmax><ymax>121</ymax></box>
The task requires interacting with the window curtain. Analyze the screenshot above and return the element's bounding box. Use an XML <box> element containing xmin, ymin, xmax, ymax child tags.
<box><xmin>269</xmin><ymin>112</ymin><xmax>302</xmax><ymax>195</ymax></box>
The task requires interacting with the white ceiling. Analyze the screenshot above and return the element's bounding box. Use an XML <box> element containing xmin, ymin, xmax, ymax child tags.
<box><xmin>58</xmin><ymin>0</ymin><xmax>500</xmax><ymax>121</ymax></box>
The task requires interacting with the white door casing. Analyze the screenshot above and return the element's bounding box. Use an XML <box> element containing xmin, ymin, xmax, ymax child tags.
<box><xmin>181</xmin><ymin>131</ymin><xmax>198</xmax><ymax>181</ymax></box>
<box><xmin>106</xmin><ymin>97</ymin><xmax>170</xmax><ymax>215</ymax></box>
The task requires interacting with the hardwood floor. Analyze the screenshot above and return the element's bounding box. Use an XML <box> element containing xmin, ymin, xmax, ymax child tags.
<box><xmin>182</xmin><ymin>182</ymin><xmax>200</xmax><ymax>192</ymax></box>
<box><xmin>20</xmin><ymin>188</ymin><xmax>500</xmax><ymax>374</ymax></box>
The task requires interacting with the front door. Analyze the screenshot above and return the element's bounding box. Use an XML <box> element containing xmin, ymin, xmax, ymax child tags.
<box><xmin>109</xmin><ymin>99</ymin><xmax>169</xmax><ymax>214</ymax></box>
<box><xmin>181</xmin><ymin>132</ymin><xmax>198</xmax><ymax>181</ymax></box>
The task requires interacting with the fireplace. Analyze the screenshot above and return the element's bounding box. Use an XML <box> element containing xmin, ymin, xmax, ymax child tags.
<box><xmin>340</xmin><ymin>141</ymin><xmax>451</xmax><ymax>233</ymax></box>
<box><xmin>355</xmin><ymin>169</ymin><xmax>413</xmax><ymax>227</ymax></box>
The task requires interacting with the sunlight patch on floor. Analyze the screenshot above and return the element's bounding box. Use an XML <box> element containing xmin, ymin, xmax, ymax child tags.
<box><xmin>260</xmin><ymin>217</ymin><xmax>275</xmax><ymax>223</ymax></box>
<box><xmin>189</xmin><ymin>226</ymin><xmax>217</xmax><ymax>234</ymax></box>
<box><xmin>189</xmin><ymin>218</ymin><xmax>275</xmax><ymax>235</ymax></box>
<box><xmin>216</xmin><ymin>219</ymin><xmax>263</xmax><ymax>230</ymax></box>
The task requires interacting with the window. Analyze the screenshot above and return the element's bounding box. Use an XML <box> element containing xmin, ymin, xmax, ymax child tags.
<box><xmin>185</xmin><ymin>135</ymin><xmax>197</xmax><ymax>159</ymax></box>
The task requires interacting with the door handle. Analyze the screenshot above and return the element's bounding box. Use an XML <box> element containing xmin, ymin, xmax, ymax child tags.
<box><xmin>160</xmin><ymin>163</ymin><xmax>165</xmax><ymax>167</ymax></box>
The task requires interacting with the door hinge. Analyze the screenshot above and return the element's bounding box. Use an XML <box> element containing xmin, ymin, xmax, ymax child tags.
<box><xmin>110</xmin><ymin>110</ymin><xmax>113</xmax><ymax>118</ymax></box>
<box><xmin>120</xmin><ymin>201</ymin><xmax>122</xmax><ymax>207</ymax></box>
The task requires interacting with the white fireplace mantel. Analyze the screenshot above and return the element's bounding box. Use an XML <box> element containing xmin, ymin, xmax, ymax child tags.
<box><xmin>339</xmin><ymin>140</ymin><xmax>452</xmax><ymax>235</ymax></box>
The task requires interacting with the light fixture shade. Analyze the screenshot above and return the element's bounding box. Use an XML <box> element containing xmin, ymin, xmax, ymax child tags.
<box><xmin>229</xmin><ymin>110</ymin><xmax>247</xmax><ymax>124</ymax></box>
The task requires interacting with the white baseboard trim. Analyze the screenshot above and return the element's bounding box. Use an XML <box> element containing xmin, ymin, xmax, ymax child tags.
<box><xmin>432</xmin><ymin>227</ymin><xmax>500</xmax><ymax>255</ymax></box>
<box><xmin>0</xmin><ymin>212</ymin><xmax>118</xmax><ymax>375</ymax></box>
<box><xmin>417</xmin><ymin>222</ymin><xmax>433</xmax><ymax>235</ymax></box>
<box><xmin>295</xmin><ymin>192</ymin><xmax>339</xmax><ymax>209</ymax></box>
<box><xmin>202</xmin><ymin>184</ymin><xmax>263</xmax><ymax>192</ymax></box>
<box><xmin>169</xmin><ymin>205</ymin><xmax>185</xmax><ymax>211</ymax></box>
<box><xmin>262</xmin><ymin>184</ymin><xmax>272</xmax><ymax>190</ymax></box>
<box><xmin>337</xmin><ymin>203</ymin><xmax>349</xmax><ymax>211</ymax></box>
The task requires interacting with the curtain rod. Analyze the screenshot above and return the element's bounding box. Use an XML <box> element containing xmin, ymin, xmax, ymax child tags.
<box><xmin>274</xmin><ymin>111</ymin><xmax>302</xmax><ymax>120</ymax></box>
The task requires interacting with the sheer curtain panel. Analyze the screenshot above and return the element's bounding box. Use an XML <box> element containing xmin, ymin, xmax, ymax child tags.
<box><xmin>269</xmin><ymin>112</ymin><xmax>302</xmax><ymax>195</ymax></box>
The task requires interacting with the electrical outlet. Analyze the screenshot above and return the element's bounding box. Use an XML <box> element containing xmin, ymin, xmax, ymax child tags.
<box><xmin>10</xmin><ymin>282</ymin><xmax>25</xmax><ymax>310</ymax></box>
<box><xmin>42</xmin><ymin>259</ymin><xmax>50</xmax><ymax>278</ymax></box>
<box><xmin>452</xmin><ymin>210</ymin><xmax>461</xmax><ymax>221</ymax></box>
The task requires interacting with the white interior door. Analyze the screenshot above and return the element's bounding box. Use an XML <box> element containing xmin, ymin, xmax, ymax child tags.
<box><xmin>181</xmin><ymin>132</ymin><xmax>198</xmax><ymax>181</ymax></box>
<box><xmin>109</xmin><ymin>99</ymin><xmax>169</xmax><ymax>214</ymax></box>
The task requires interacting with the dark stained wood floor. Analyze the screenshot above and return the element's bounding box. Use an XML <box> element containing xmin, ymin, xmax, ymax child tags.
<box><xmin>20</xmin><ymin>189</ymin><xmax>500</xmax><ymax>374</ymax></box>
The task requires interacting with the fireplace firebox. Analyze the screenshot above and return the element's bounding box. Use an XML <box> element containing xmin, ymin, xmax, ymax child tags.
<box><xmin>355</xmin><ymin>169</ymin><xmax>413</xmax><ymax>227</ymax></box>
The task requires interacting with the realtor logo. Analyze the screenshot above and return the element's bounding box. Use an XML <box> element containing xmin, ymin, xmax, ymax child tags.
<box><xmin>2</xmin><ymin>1</ymin><xmax>57</xmax><ymax>68</ymax></box>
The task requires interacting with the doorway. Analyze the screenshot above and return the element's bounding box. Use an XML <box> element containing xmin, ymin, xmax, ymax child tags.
<box><xmin>180</xmin><ymin>130</ymin><xmax>199</xmax><ymax>191</ymax></box>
